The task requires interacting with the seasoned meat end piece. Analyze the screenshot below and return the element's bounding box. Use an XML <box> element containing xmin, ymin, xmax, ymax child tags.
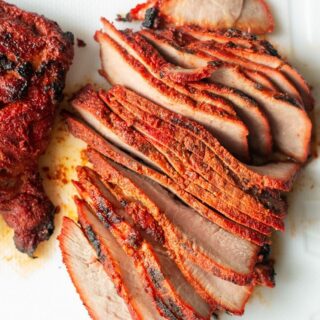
<box><xmin>0</xmin><ymin>1</ymin><xmax>73</xmax><ymax>254</ymax></box>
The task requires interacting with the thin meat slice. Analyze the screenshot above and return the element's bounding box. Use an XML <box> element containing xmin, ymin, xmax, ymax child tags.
<box><xmin>104</xmin><ymin>88</ymin><xmax>283</xmax><ymax>232</ymax></box>
<box><xmin>58</xmin><ymin>217</ymin><xmax>132</xmax><ymax>320</ymax></box>
<box><xmin>175</xmin><ymin>27</ymin><xmax>314</xmax><ymax>110</ymax></box>
<box><xmin>75</xmin><ymin>197</ymin><xmax>168</xmax><ymax>320</ymax></box>
<box><xmin>209</xmin><ymin>65</ymin><xmax>312</xmax><ymax>162</ymax></box>
<box><xmin>102</xmin><ymin>19</ymin><xmax>237</xmax><ymax>116</ymax></box>
<box><xmin>190</xmin><ymin>82</ymin><xmax>272</xmax><ymax>155</ymax></box>
<box><xmin>101</xmin><ymin>20</ymin><xmax>216</xmax><ymax>84</ymax></box>
<box><xmin>244</xmin><ymin>69</ymin><xmax>278</xmax><ymax>91</ymax></box>
<box><xmin>139</xmin><ymin>29</ymin><xmax>272</xmax><ymax>155</ymax></box>
<box><xmin>176</xmin><ymin>26</ymin><xmax>277</xmax><ymax>51</ymax></box>
<box><xmin>85</xmin><ymin>155</ymin><xmax>256</xmax><ymax>314</ymax></box>
<box><xmin>95</xmin><ymin>27</ymin><xmax>249</xmax><ymax>160</ymax></box>
<box><xmin>186</xmin><ymin>41</ymin><xmax>303</xmax><ymax>105</ymax></box>
<box><xmin>70</xmin><ymin>85</ymin><xmax>277</xmax><ymax>235</ymax></box>
<box><xmin>129</xmin><ymin>0</ymin><xmax>274</xmax><ymax>34</ymax></box>
<box><xmin>74</xmin><ymin>170</ymin><xmax>211</xmax><ymax>319</ymax></box>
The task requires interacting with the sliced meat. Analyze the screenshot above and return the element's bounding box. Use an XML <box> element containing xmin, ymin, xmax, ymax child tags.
<box><xmin>58</xmin><ymin>217</ymin><xmax>131</xmax><ymax>320</ymax></box>
<box><xmin>186</xmin><ymin>40</ymin><xmax>303</xmax><ymax>104</ymax></box>
<box><xmin>74</xmin><ymin>167</ymin><xmax>213</xmax><ymax>319</ymax></box>
<box><xmin>101</xmin><ymin>19</ymin><xmax>236</xmax><ymax>116</ymax></box>
<box><xmin>104</xmin><ymin>87</ymin><xmax>283</xmax><ymax>232</ymax></box>
<box><xmin>139</xmin><ymin>29</ymin><xmax>272</xmax><ymax>156</ymax></box>
<box><xmin>244</xmin><ymin>69</ymin><xmax>278</xmax><ymax>91</ymax></box>
<box><xmin>95</xmin><ymin>25</ymin><xmax>249</xmax><ymax>160</ymax></box>
<box><xmin>175</xmin><ymin>26</ymin><xmax>277</xmax><ymax>51</ymax></box>
<box><xmin>70</xmin><ymin>85</ymin><xmax>278</xmax><ymax>238</ymax></box>
<box><xmin>75</xmin><ymin>197</ymin><xmax>168</xmax><ymax>320</ymax></box>
<box><xmin>101</xmin><ymin>87</ymin><xmax>299</xmax><ymax>216</ymax></box>
<box><xmin>101</xmin><ymin>21</ymin><xmax>215</xmax><ymax>84</ymax></box>
<box><xmin>129</xmin><ymin>0</ymin><xmax>274</xmax><ymax>34</ymax></box>
<box><xmin>65</xmin><ymin>116</ymin><xmax>264</xmax><ymax>282</ymax></box>
<box><xmin>209</xmin><ymin>65</ymin><xmax>312</xmax><ymax>162</ymax></box>
<box><xmin>106</xmin><ymin>85</ymin><xmax>290</xmax><ymax>213</ymax></box>
<box><xmin>190</xmin><ymin>82</ymin><xmax>272</xmax><ymax>156</ymax></box>
<box><xmin>84</xmin><ymin>154</ymin><xmax>256</xmax><ymax>314</ymax></box>
<box><xmin>178</xmin><ymin>259</ymin><xmax>253</xmax><ymax>315</ymax></box>
<box><xmin>175</xmin><ymin>26</ymin><xmax>314</xmax><ymax>110</ymax></box>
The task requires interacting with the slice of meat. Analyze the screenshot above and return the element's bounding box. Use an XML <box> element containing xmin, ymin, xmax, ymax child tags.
<box><xmin>235</xmin><ymin>0</ymin><xmax>274</xmax><ymax>34</ymax></box>
<box><xmin>83</xmin><ymin>154</ymin><xmax>256</xmax><ymax>314</ymax></box>
<box><xmin>129</xmin><ymin>0</ymin><xmax>274</xmax><ymax>34</ymax></box>
<box><xmin>190</xmin><ymin>82</ymin><xmax>272</xmax><ymax>156</ymax></box>
<box><xmin>74</xmin><ymin>167</ymin><xmax>213</xmax><ymax>319</ymax></box>
<box><xmin>177</xmin><ymin>259</ymin><xmax>253</xmax><ymax>315</ymax></box>
<box><xmin>244</xmin><ymin>69</ymin><xmax>278</xmax><ymax>91</ymax></box>
<box><xmin>0</xmin><ymin>1</ymin><xmax>74</xmax><ymax>255</ymax></box>
<box><xmin>175</xmin><ymin>26</ymin><xmax>276</xmax><ymax>51</ymax></box>
<box><xmin>75</xmin><ymin>197</ymin><xmax>168</xmax><ymax>320</ymax></box>
<box><xmin>70</xmin><ymin>85</ymin><xmax>277</xmax><ymax>237</ymax></box>
<box><xmin>102</xmin><ymin>21</ymin><xmax>214</xmax><ymax>84</ymax></box>
<box><xmin>139</xmin><ymin>29</ymin><xmax>272</xmax><ymax>156</ymax></box>
<box><xmin>186</xmin><ymin>41</ymin><xmax>303</xmax><ymax>104</ymax></box>
<box><xmin>58</xmin><ymin>217</ymin><xmax>132</xmax><ymax>320</ymax></box>
<box><xmin>175</xmin><ymin>26</ymin><xmax>314</xmax><ymax>110</ymax></box>
<box><xmin>95</xmin><ymin>26</ymin><xmax>249</xmax><ymax>160</ymax></box>
<box><xmin>104</xmin><ymin>87</ymin><xmax>283</xmax><ymax>232</ymax></box>
<box><xmin>209</xmin><ymin>65</ymin><xmax>312</xmax><ymax>162</ymax></box>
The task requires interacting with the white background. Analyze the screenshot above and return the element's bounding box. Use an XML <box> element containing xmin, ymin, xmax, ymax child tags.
<box><xmin>0</xmin><ymin>1</ymin><xmax>319</xmax><ymax>319</ymax></box>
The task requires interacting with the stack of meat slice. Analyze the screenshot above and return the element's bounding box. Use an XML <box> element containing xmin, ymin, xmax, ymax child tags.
<box><xmin>60</xmin><ymin>19</ymin><xmax>313</xmax><ymax>319</ymax></box>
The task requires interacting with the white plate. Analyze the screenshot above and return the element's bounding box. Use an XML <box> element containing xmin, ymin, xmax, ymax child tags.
<box><xmin>0</xmin><ymin>1</ymin><xmax>319</xmax><ymax>319</ymax></box>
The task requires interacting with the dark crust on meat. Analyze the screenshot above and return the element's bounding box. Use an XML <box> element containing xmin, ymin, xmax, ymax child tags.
<box><xmin>0</xmin><ymin>1</ymin><xmax>74</xmax><ymax>255</ymax></box>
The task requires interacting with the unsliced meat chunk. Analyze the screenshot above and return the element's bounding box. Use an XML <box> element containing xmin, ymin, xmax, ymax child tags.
<box><xmin>0</xmin><ymin>0</ymin><xmax>74</xmax><ymax>255</ymax></box>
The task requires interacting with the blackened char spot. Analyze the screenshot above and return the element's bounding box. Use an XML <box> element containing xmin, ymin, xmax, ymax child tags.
<box><xmin>259</xmin><ymin>244</ymin><xmax>271</xmax><ymax>262</ymax></box>
<box><xmin>170</xmin><ymin>117</ymin><xmax>200</xmax><ymax>134</ymax></box>
<box><xmin>98</xmin><ymin>198</ymin><xmax>123</xmax><ymax>225</ymax></box>
<box><xmin>126</xmin><ymin>231</ymin><xmax>141</xmax><ymax>249</ymax></box>
<box><xmin>274</xmin><ymin>93</ymin><xmax>300</xmax><ymax>107</ymax></box>
<box><xmin>142</xmin><ymin>7</ymin><xmax>159</xmax><ymax>29</ymax></box>
<box><xmin>0</xmin><ymin>54</ymin><xmax>15</xmax><ymax>71</ymax></box>
<box><xmin>17</xmin><ymin>61</ymin><xmax>33</xmax><ymax>78</ymax></box>
<box><xmin>63</xmin><ymin>31</ymin><xmax>74</xmax><ymax>45</ymax></box>
<box><xmin>155</xmin><ymin>297</ymin><xmax>178</xmax><ymax>320</ymax></box>
<box><xmin>148</xmin><ymin>267</ymin><xmax>163</xmax><ymax>289</ymax></box>
<box><xmin>260</xmin><ymin>40</ymin><xmax>280</xmax><ymax>57</ymax></box>
<box><xmin>84</xmin><ymin>226</ymin><xmax>105</xmax><ymax>262</ymax></box>
<box><xmin>167</xmin><ymin>298</ymin><xmax>184</xmax><ymax>319</ymax></box>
